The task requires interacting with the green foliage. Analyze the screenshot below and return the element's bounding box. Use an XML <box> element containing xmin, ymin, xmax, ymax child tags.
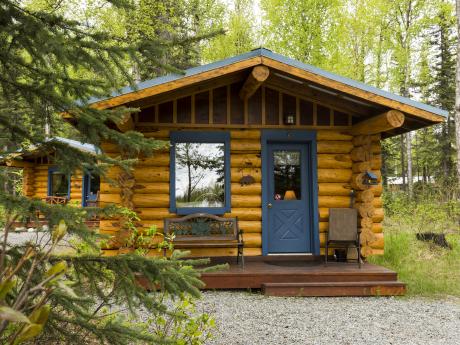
<box><xmin>383</xmin><ymin>187</ymin><xmax>460</xmax><ymax>233</ymax></box>
<box><xmin>201</xmin><ymin>0</ymin><xmax>256</xmax><ymax>62</ymax></box>
<box><xmin>0</xmin><ymin>0</ymin><xmax>220</xmax><ymax>343</ymax></box>
<box><xmin>142</xmin><ymin>293</ymin><xmax>215</xmax><ymax>344</ymax></box>
<box><xmin>369</xmin><ymin>231</ymin><xmax>460</xmax><ymax>296</ymax></box>
<box><xmin>370</xmin><ymin>187</ymin><xmax>460</xmax><ymax>296</ymax></box>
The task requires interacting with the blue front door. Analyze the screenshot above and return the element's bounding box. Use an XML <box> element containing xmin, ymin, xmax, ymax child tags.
<box><xmin>266</xmin><ymin>143</ymin><xmax>311</xmax><ymax>253</ymax></box>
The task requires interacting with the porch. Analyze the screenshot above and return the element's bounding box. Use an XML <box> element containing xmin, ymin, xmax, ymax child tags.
<box><xmin>200</xmin><ymin>256</ymin><xmax>405</xmax><ymax>297</ymax></box>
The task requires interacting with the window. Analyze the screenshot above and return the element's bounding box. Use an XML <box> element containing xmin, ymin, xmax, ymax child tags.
<box><xmin>48</xmin><ymin>168</ymin><xmax>70</xmax><ymax>198</ymax></box>
<box><xmin>170</xmin><ymin>131</ymin><xmax>230</xmax><ymax>215</ymax></box>
<box><xmin>273</xmin><ymin>150</ymin><xmax>301</xmax><ymax>200</ymax></box>
<box><xmin>82</xmin><ymin>173</ymin><xmax>100</xmax><ymax>206</ymax></box>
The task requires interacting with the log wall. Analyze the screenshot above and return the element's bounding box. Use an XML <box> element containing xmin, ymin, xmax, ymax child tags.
<box><xmin>28</xmin><ymin>164</ymin><xmax>84</xmax><ymax>204</ymax></box>
<box><xmin>99</xmin><ymin>128</ymin><xmax>385</xmax><ymax>257</ymax></box>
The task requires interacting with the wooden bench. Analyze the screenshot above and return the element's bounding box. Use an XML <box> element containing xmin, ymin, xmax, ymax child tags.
<box><xmin>164</xmin><ymin>213</ymin><xmax>244</xmax><ymax>267</ymax></box>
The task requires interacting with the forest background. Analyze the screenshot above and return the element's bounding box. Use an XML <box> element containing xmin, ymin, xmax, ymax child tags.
<box><xmin>1</xmin><ymin>2</ymin><xmax>459</xmax><ymax>333</ymax></box>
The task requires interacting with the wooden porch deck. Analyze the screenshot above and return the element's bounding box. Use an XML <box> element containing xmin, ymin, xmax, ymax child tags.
<box><xmin>200</xmin><ymin>256</ymin><xmax>405</xmax><ymax>297</ymax></box>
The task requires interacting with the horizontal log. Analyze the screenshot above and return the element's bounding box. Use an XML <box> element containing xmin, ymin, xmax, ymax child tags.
<box><xmin>133</xmin><ymin>194</ymin><xmax>169</xmax><ymax>208</ymax></box>
<box><xmin>34</xmin><ymin>177</ymin><xmax>49</xmax><ymax>183</ymax></box>
<box><xmin>142</xmin><ymin>130</ymin><xmax>170</xmax><ymax>139</ymax></box>
<box><xmin>231</xmin><ymin>140</ymin><xmax>261</xmax><ymax>152</ymax></box>
<box><xmin>231</xmin><ymin>168</ymin><xmax>261</xmax><ymax>183</ymax></box>
<box><xmin>316</xmin><ymin>130</ymin><xmax>353</xmax><ymax>141</ymax></box>
<box><xmin>318</xmin><ymin>196</ymin><xmax>350</xmax><ymax>208</ymax></box>
<box><xmin>317</xmin><ymin>141</ymin><xmax>353</xmax><ymax>154</ymax></box>
<box><xmin>69</xmin><ymin>193</ymin><xmax>82</xmax><ymax>199</ymax></box>
<box><xmin>100</xmin><ymin>182</ymin><xmax>121</xmax><ymax>194</ymax></box>
<box><xmin>319</xmin><ymin>208</ymin><xmax>329</xmax><ymax>221</ymax></box>
<box><xmin>318</xmin><ymin>183</ymin><xmax>351</xmax><ymax>196</ymax></box>
<box><xmin>238</xmin><ymin>220</ymin><xmax>261</xmax><ymax>233</ymax></box>
<box><xmin>351</xmin><ymin>110</ymin><xmax>404</xmax><ymax>135</ymax></box>
<box><xmin>317</xmin><ymin>154</ymin><xmax>352</xmax><ymax>169</ymax></box>
<box><xmin>231</xmin><ymin>154</ymin><xmax>261</xmax><ymax>168</ymax></box>
<box><xmin>232</xmin><ymin>195</ymin><xmax>261</xmax><ymax>208</ymax></box>
<box><xmin>230</xmin><ymin>130</ymin><xmax>260</xmax><ymax>140</ymax></box>
<box><xmin>100</xmin><ymin>142</ymin><xmax>120</xmax><ymax>154</ymax></box>
<box><xmin>134</xmin><ymin>167</ymin><xmax>169</xmax><ymax>182</ymax></box>
<box><xmin>231</xmin><ymin>183</ymin><xmax>261</xmax><ymax>195</ymax></box>
<box><xmin>317</xmin><ymin>169</ymin><xmax>352</xmax><ymax>183</ymax></box>
<box><xmin>34</xmin><ymin>187</ymin><xmax>47</xmax><ymax>194</ymax></box>
<box><xmin>133</xmin><ymin>182</ymin><xmax>169</xmax><ymax>194</ymax></box>
<box><xmin>136</xmin><ymin>154</ymin><xmax>170</xmax><ymax>167</ymax></box>
<box><xmin>164</xmin><ymin>247</ymin><xmax>262</xmax><ymax>257</ymax></box>
<box><xmin>136</xmin><ymin>208</ymin><xmax>176</xmax><ymax>220</ymax></box>
<box><xmin>225</xmin><ymin>208</ymin><xmax>261</xmax><ymax>220</ymax></box>
<box><xmin>100</xmin><ymin>193</ymin><xmax>121</xmax><ymax>205</ymax></box>
<box><xmin>241</xmin><ymin>233</ymin><xmax>261</xmax><ymax>247</ymax></box>
<box><xmin>136</xmin><ymin>220</ymin><xmax>165</xmax><ymax>232</ymax></box>
<box><xmin>370</xmin><ymin>248</ymin><xmax>384</xmax><ymax>256</ymax></box>
<box><xmin>149</xmin><ymin>246</ymin><xmax>261</xmax><ymax>257</ymax></box>
<box><xmin>319</xmin><ymin>222</ymin><xmax>328</xmax><ymax>232</ymax></box>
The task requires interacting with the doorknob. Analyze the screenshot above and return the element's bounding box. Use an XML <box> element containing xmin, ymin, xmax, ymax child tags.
<box><xmin>267</xmin><ymin>203</ymin><xmax>273</xmax><ymax>208</ymax></box>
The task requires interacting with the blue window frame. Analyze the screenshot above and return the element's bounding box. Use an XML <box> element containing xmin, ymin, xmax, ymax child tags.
<box><xmin>170</xmin><ymin>131</ymin><xmax>231</xmax><ymax>215</ymax></box>
<box><xmin>47</xmin><ymin>167</ymin><xmax>71</xmax><ymax>199</ymax></box>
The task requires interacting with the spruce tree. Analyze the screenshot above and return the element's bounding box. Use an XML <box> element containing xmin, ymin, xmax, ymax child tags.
<box><xmin>0</xmin><ymin>1</ymin><xmax>215</xmax><ymax>343</ymax></box>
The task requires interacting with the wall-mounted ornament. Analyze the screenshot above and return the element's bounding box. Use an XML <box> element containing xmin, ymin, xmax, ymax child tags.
<box><xmin>239</xmin><ymin>175</ymin><xmax>256</xmax><ymax>186</ymax></box>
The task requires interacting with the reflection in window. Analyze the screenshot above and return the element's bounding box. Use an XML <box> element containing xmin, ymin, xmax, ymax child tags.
<box><xmin>273</xmin><ymin>150</ymin><xmax>301</xmax><ymax>200</ymax></box>
<box><xmin>175</xmin><ymin>143</ymin><xmax>225</xmax><ymax>208</ymax></box>
<box><xmin>49</xmin><ymin>170</ymin><xmax>69</xmax><ymax>197</ymax></box>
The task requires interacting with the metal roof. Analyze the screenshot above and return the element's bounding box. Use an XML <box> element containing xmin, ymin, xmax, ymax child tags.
<box><xmin>1</xmin><ymin>137</ymin><xmax>99</xmax><ymax>163</ymax></box>
<box><xmin>87</xmin><ymin>48</ymin><xmax>448</xmax><ymax>118</ymax></box>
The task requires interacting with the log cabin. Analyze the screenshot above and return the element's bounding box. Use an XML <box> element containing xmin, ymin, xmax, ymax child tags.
<box><xmin>2</xmin><ymin>49</ymin><xmax>447</xmax><ymax>295</ymax></box>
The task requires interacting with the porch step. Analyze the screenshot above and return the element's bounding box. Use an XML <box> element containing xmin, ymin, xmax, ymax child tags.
<box><xmin>262</xmin><ymin>281</ymin><xmax>406</xmax><ymax>297</ymax></box>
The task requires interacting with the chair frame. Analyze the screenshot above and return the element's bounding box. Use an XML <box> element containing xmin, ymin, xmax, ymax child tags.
<box><xmin>325</xmin><ymin>208</ymin><xmax>362</xmax><ymax>268</ymax></box>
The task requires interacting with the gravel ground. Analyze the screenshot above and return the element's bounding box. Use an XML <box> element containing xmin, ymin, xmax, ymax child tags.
<box><xmin>197</xmin><ymin>291</ymin><xmax>460</xmax><ymax>345</ymax></box>
<box><xmin>1</xmin><ymin>230</ymin><xmax>76</xmax><ymax>253</ymax></box>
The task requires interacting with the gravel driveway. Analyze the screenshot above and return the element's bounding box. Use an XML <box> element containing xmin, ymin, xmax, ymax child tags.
<box><xmin>198</xmin><ymin>291</ymin><xmax>460</xmax><ymax>345</ymax></box>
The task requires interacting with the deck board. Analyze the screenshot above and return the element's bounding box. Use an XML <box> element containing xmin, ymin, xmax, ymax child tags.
<box><xmin>200</xmin><ymin>257</ymin><xmax>404</xmax><ymax>296</ymax></box>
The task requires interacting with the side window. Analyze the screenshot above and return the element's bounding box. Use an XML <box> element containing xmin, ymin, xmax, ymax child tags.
<box><xmin>170</xmin><ymin>131</ymin><xmax>230</xmax><ymax>215</ymax></box>
<box><xmin>48</xmin><ymin>168</ymin><xmax>70</xmax><ymax>198</ymax></box>
<box><xmin>82</xmin><ymin>173</ymin><xmax>100</xmax><ymax>206</ymax></box>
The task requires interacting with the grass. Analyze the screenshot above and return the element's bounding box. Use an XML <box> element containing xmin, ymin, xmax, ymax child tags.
<box><xmin>368</xmin><ymin>221</ymin><xmax>460</xmax><ymax>297</ymax></box>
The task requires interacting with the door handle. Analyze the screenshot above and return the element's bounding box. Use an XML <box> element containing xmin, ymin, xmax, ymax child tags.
<box><xmin>267</xmin><ymin>203</ymin><xmax>273</xmax><ymax>208</ymax></box>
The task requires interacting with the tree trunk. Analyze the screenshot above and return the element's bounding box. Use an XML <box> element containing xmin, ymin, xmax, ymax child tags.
<box><xmin>456</xmin><ymin>0</ymin><xmax>460</xmax><ymax>187</ymax></box>
<box><xmin>400</xmin><ymin>134</ymin><xmax>406</xmax><ymax>189</ymax></box>
<box><xmin>406</xmin><ymin>132</ymin><xmax>413</xmax><ymax>197</ymax></box>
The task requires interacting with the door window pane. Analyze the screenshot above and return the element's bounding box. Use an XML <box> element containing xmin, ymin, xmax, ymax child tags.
<box><xmin>273</xmin><ymin>150</ymin><xmax>301</xmax><ymax>200</ymax></box>
<box><xmin>175</xmin><ymin>143</ymin><xmax>225</xmax><ymax>208</ymax></box>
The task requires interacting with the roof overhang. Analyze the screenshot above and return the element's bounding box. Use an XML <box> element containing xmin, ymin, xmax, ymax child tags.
<box><xmin>85</xmin><ymin>48</ymin><xmax>446</xmax><ymax>135</ymax></box>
